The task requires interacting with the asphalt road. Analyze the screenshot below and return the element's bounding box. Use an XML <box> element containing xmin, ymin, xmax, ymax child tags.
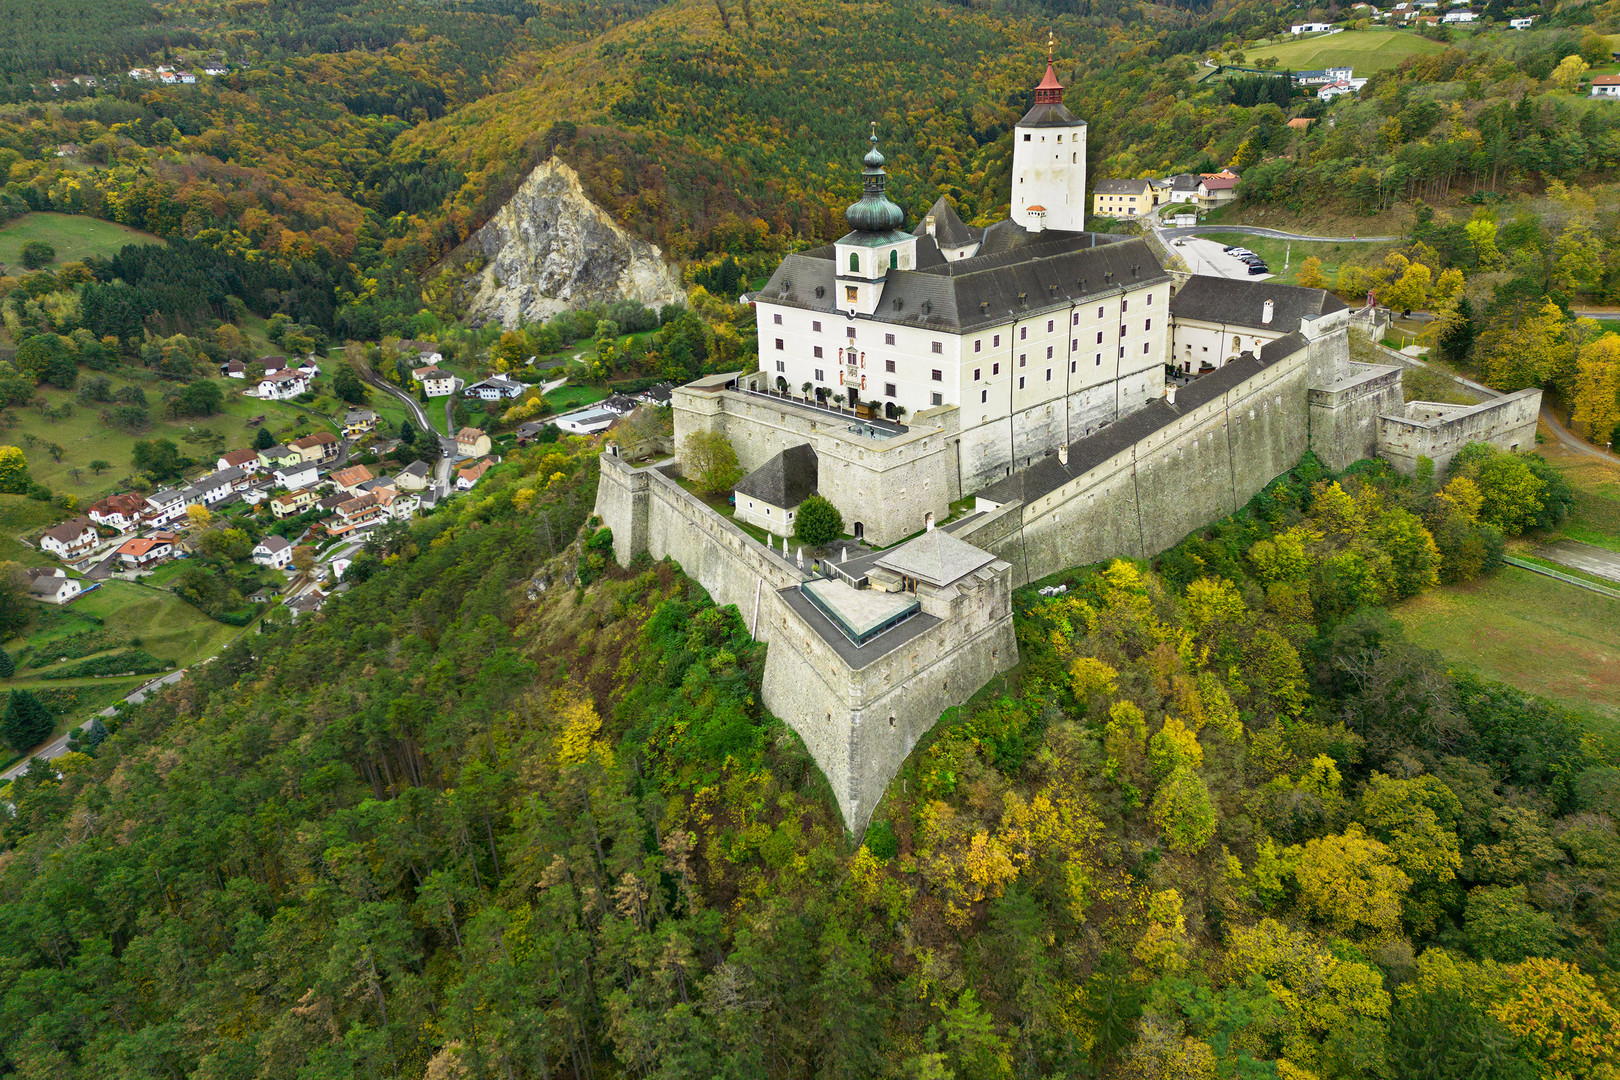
<box><xmin>1538</xmin><ymin>540</ymin><xmax>1620</xmax><ymax>585</ymax></box>
<box><xmin>1</xmin><ymin>668</ymin><xmax>189</xmax><ymax>781</ymax></box>
<box><xmin>1161</xmin><ymin>225</ymin><xmax>1399</xmax><ymax>243</ymax></box>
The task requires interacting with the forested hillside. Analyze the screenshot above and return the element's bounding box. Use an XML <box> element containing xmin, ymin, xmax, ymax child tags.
<box><xmin>0</xmin><ymin>430</ymin><xmax>1614</xmax><ymax>1079</ymax></box>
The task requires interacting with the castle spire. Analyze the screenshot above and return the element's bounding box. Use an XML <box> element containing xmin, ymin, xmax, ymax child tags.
<box><xmin>845</xmin><ymin>124</ymin><xmax>904</xmax><ymax>234</ymax></box>
<box><xmin>1033</xmin><ymin>37</ymin><xmax>1064</xmax><ymax>106</ymax></box>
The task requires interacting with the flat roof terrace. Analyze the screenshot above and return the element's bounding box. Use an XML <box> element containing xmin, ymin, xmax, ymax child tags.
<box><xmin>801</xmin><ymin>577</ymin><xmax>920</xmax><ymax>644</ymax></box>
<box><xmin>739</xmin><ymin>388</ymin><xmax>909</xmax><ymax>441</ymax></box>
<box><xmin>782</xmin><ymin>581</ymin><xmax>936</xmax><ymax>668</ymax></box>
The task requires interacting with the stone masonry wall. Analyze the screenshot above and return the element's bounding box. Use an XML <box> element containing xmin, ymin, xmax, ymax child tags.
<box><xmin>1308</xmin><ymin>364</ymin><xmax>1404</xmax><ymax>472</ymax></box>
<box><xmin>1377</xmin><ymin>388</ymin><xmax>1542</xmax><ymax>474</ymax></box>
<box><xmin>959</xmin><ymin>343</ymin><xmax>1310</xmax><ymax>585</ymax></box>
<box><xmin>594</xmin><ymin>452</ymin><xmax>1014</xmax><ymax>833</ymax></box>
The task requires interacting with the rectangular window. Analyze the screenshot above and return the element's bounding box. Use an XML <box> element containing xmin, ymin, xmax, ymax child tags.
<box><xmin>973</xmin><ymin>367</ymin><xmax>981</xmax><ymax>381</ymax></box>
<box><xmin>1119</xmin><ymin>325</ymin><xmax>1126</xmax><ymax>338</ymax></box>
<box><xmin>931</xmin><ymin>392</ymin><xmax>943</xmax><ymax>406</ymax></box>
<box><xmin>1144</xmin><ymin>342</ymin><xmax>1151</xmax><ymax>354</ymax></box>
<box><xmin>1122</xmin><ymin>299</ymin><xmax>1128</xmax><ymax>312</ymax></box>
<box><xmin>1096</xmin><ymin>331</ymin><xmax>1104</xmax><ymax>345</ymax></box>
<box><xmin>1073</xmin><ymin>313</ymin><xmax>1080</xmax><ymax>326</ymax></box>
<box><xmin>847</xmin><ymin>327</ymin><xmax>856</xmax><ymax>340</ymax></box>
<box><xmin>1046</xmin><ymin>319</ymin><xmax>1054</xmax><ymax>332</ymax></box>
<box><xmin>813</xmin><ymin>346</ymin><xmax>824</xmax><ymax>359</ymax></box>
<box><xmin>1119</xmin><ymin>346</ymin><xmax>1125</xmax><ymax>358</ymax></box>
<box><xmin>1018</xmin><ymin>376</ymin><xmax>1025</xmax><ymax>389</ymax></box>
<box><xmin>981</xmin><ymin>389</ymin><xmax>988</xmax><ymax>403</ymax></box>
<box><xmin>1072</xmin><ymin>338</ymin><xmax>1078</xmax><ymax>351</ymax></box>
<box><xmin>1023</xmin><ymin>133</ymin><xmax>1031</xmax><ymax>141</ymax></box>
<box><xmin>974</xmin><ymin>339</ymin><xmax>982</xmax><ymax>353</ymax></box>
<box><xmin>1046</xmin><ymin>368</ymin><xmax>1052</xmax><ymax>381</ymax></box>
<box><xmin>776</xmin><ymin>360</ymin><xmax>785</xmax><ymax>372</ymax></box>
<box><xmin>931</xmin><ymin>369</ymin><xmax>943</xmax><ymax>382</ymax></box>
<box><xmin>1020</xmin><ymin>327</ymin><xmax>1027</xmax><ymax>341</ymax></box>
<box><xmin>931</xmin><ymin>341</ymin><xmax>943</xmax><ymax>354</ymax></box>
<box><xmin>993</xmin><ymin>362</ymin><xmax>1001</xmax><ymax>375</ymax></box>
<box><xmin>885</xmin><ymin>333</ymin><xmax>896</xmax><ymax>345</ymax></box>
<box><xmin>1095</xmin><ymin>353</ymin><xmax>1101</xmax><ymax>366</ymax></box>
<box><xmin>993</xmin><ymin>334</ymin><xmax>1001</xmax><ymax>347</ymax></box>
<box><xmin>1070</xmin><ymin>360</ymin><xmax>1077</xmax><ymax>373</ymax></box>
<box><xmin>773</xmin><ymin>313</ymin><xmax>782</xmax><ymax>325</ymax></box>
<box><xmin>1019</xmin><ymin>354</ymin><xmax>1026</xmax><ymax>367</ymax></box>
<box><xmin>1097</xmin><ymin>306</ymin><xmax>1104</xmax><ymax>319</ymax></box>
<box><xmin>1147</xmin><ymin>294</ymin><xmax>1153</xmax><ymax>305</ymax></box>
<box><xmin>812</xmin><ymin>320</ymin><xmax>822</xmax><ymax>332</ymax></box>
<box><xmin>814</xmin><ymin>368</ymin><xmax>824</xmax><ymax>381</ymax></box>
<box><xmin>1145</xmin><ymin>318</ymin><xmax>1152</xmax><ymax>331</ymax></box>
<box><xmin>885</xmin><ymin>382</ymin><xmax>897</xmax><ymax>397</ymax></box>
<box><xmin>774</xmin><ymin>338</ymin><xmax>784</xmax><ymax>350</ymax></box>
<box><xmin>885</xmin><ymin>359</ymin><xmax>896</xmax><ymax>373</ymax></box>
<box><xmin>1046</xmin><ymin>346</ymin><xmax>1053</xmax><ymax>359</ymax></box>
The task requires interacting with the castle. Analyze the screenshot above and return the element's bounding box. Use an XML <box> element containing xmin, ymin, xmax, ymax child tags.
<box><xmin>596</xmin><ymin>55</ymin><xmax>1541</xmax><ymax>832</ymax></box>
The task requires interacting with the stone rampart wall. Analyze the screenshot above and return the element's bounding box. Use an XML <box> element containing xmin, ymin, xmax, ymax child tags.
<box><xmin>1377</xmin><ymin>388</ymin><xmax>1542</xmax><ymax>474</ymax></box>
<box><xmin>958</xmin><ymin>344</ymin><xmax>1310</xmax><ymax>585</ymax></box>
<box><xmin>1308</xmin><ymin>364</ymin><xmax>1403</xmax><ymax>472</ymax></box>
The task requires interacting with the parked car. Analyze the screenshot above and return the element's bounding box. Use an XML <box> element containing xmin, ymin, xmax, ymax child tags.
<box><xmin>1247</xmin><ymin>263</ymin><xmax>1270</xmax><ymax>275</ymax></box>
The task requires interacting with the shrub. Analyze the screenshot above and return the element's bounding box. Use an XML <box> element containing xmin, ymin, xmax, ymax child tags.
<box><xmin>794</xmin><ymin>495</ymin><xmax>843</xmax><ymax>545</ymax></box>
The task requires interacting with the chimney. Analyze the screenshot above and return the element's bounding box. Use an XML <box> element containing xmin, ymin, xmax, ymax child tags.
<box><xmin>1165</xmin><ymin>383</ymin><xmax>1177</xmax><ymax>405</ymax></box>
<box><xmin>1262</xmin><ymin>298</ymin><xmax>1275</xmax><ymax>325</ymax></box>
<box><xmin>925</xmin><ymin>214</ymin><xmax>936</xmax><ymax>238</ymax></box>
<box><xmin>1058</xmin><ymin>443</ymin><xmax>1068</xmax><ymax>465</ymax></box>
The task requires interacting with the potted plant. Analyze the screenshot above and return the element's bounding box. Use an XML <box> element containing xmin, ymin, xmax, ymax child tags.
<box><xmin>832</xmin><ymin>393</ymin><xmax>845</xmax><ymax>410</ymax></box>
<box><xmin>775</xmin><ymin>376</ymin><xmax>788</xmax><ymax>394</ymax></box>
<box><xmin>801</xmin><ymin>381</ymin><xmax>812</xmax><ymax>401</ymax></box>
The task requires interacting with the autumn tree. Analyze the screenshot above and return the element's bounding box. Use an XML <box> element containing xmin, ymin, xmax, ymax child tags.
<box><xmin>1572</xmin><ymin>332</ymin><xmax>1620</xmax><ymax>443</ymax></box>
<box><xmin>1296</xmin><ymin>256</ymin><xmax>1328</xmax><ymax>289</ymax></box>
<box><xmin>682</xmin><ymin>430</ymin><xmax>743</xmax><ymax>494</ymax></box>
<box><xmin>0</xmin><ymin>446</ymin><xmax>29</xmax><ymax>494</ymax></box>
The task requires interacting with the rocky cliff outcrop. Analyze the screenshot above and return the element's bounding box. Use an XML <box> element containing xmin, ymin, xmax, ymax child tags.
<box><xmin>461</xmin><ymin>158</ymin><xmax>686</xmax><ymax>327</ymax></box>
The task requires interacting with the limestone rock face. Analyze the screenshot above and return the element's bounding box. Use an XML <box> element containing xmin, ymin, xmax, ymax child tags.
<box><xmin>463</xmin><ymin>158</ymin><xmax>685</xmax><ymax>327</ymax></box>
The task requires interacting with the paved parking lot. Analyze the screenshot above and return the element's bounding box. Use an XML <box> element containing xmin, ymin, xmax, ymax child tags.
<box><xmin>1166</xmin><ymin>234</ymin><xmax>1271</xmax><ymax>281</ymax></box>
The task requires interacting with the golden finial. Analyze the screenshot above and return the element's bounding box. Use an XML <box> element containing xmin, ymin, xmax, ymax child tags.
<box><xmin>1047</xmin><ymin>30</ymin><xmax>1055</xmax><ymax>62</ymax></box>
<box><xmin>870</xmin><ymin>120</ymin><xmax>877</xmax><ymax>139</ymax></box>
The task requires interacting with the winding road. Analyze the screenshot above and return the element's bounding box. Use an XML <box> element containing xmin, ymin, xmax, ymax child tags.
<box><xmin>1</xmin><ymin>668</ymin><xmax>190</xmax><ymax>781</ymax></box>
<box><xmin>1160</xmin><ymin>224</ymin><xmax>1400</xmax><ymax>243</ymax></box>
<box><xmin>354</xmin><ymin>360</ymin><xmax>460</xmax><ymax>490</ymax></box>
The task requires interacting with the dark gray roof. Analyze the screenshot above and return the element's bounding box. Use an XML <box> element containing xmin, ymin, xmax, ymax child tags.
<box><xmin>759</xmin><ymin>227</ymin><xmax>1167</xmax><ymax>333</ymax></box>
<box><xmin>734</xmin><ymin>444</ymin><xmax>817</xmax><ymax>508</ymax></box>
<box><xmin>915</xmin><ymin>197</ymin><xmax>977</xmax><ymax>249</ymax></box>
<box><xmin>1169</xmin><ymin>276</ymin><xmax>1348</xmax><ymax>334</ymax></box>
<box><xmin>875</xmin><ymin>529</ymin><xmax>998</xmax><ymax>587</ymax></box>
<box><xmin>976</xmin><ymin>334</ymin><xmax>1309</xmax><ymax>508</ymax></box>
<box><xmin>1019</xmin><ymin>100</ymin><xmax>1084</xmax><ymax>128</ymax></box>
<box><xmin>1094</xmin><ymin>178</ymin><xmax>1153</xmax><ymax>194</ymax></box>
<box><xmin>1169</xmin><ymin>173</ymin><xmax>1200</xmax><ymax>191</ymax></box>
<box><xmin>398</xmin><ymin>461</ymin><xmax>430</xmax><ymax>479</ymax></box>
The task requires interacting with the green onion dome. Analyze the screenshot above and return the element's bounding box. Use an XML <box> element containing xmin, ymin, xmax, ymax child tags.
<box><xmin>845</xmin><ymin>129</ymin><xmax>904</xmax><ymax>233</ymax></box>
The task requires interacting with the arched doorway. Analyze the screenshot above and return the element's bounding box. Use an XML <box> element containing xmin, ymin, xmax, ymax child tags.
<box><xmin>924</xmin><ymin>511</ymin><xmax>934</xmax><ymax>531</ymax></box>
<box><xmin>853</xmin><ymin>521</ymin><xmax>864</xmax><ymax>540</ymax></box>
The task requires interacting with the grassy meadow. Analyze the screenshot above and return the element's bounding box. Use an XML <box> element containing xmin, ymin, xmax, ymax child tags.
<box><xmin>1247</xmin><ymin>28</ymin><xmax>1447</xmax><ymax>73</ymax></box>
<box><xmin>1197</xmin><ymin>231</ymin><xmax>1393</xmax><ymax>288</ymax></box>
<box><xmin>0</xmin><ymin>212</ymin><xmax>164</xmax><ymax>270</ymax></box>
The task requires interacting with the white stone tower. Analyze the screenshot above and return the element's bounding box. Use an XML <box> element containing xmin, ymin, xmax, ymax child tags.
<box><xmin>1011</xmin><ymin>36</ymin><xmax>1087</xmax><ymax>233</ymax></box>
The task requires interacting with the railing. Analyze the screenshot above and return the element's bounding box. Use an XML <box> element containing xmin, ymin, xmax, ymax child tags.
<box><xmin>1501</xmin><ymin>556</ymin><xmax>1620</xmax><ymax>600</ymax></box>
<box><xmin>742</xmin><ymin>387</ymin><xmax>909</xmax><ymax>435</ymax></box>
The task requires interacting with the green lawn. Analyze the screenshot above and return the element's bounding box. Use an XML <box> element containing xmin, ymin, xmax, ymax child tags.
<box><xmin>0</xmin><ymin>495</ymin><xmax>64</xmax><ymax>567</ymax></box>
<box><xmin>1393</xmin><ymin>566</ymin><xmax>1620</xmax><ymax>748</ymax></box>
<box><xmin>1247</xmin><ymin>29</ymin><xmax>1447</xmax><ymax>73</ymax></box>
<box><xmin>71</xmin><ymin>581</ymin><xmax>247</xmax><ymax>667</ymax></box>
<box><xmin>0</xmin><ymin>212</ymin><xmax>164</xmax><ymax>271</ymax></box>
<box><xmin>545</xmin><ymin>384</ymin><xmax>608</xmax><ymax>412</ymax></box>
<box><xmin>1197</xmin><ymin>231</ymin><xmax>1392</xmax><ymax>288</ymax></box>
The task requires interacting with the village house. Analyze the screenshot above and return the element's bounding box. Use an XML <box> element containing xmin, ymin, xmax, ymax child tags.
<box><xmin>273</xmin><ymin>461</ymin><xmax>319</xmax><ymax>491</ymax></box>
<box><xmin>393</xmin><ymin>461</ymin><xmax>432</xmax><ymax>491</ymax></box>
<box><xmin>330</xmin><ymin>464</ymin><xmax>375</xmax><ymax>494</ymax></box>
<box><xmin>514</xmin><ymin>421</ymin><xmax>547</xmax><ymax>444</ymax></box>
<box><xmin>328</xmin><ymin>492</ymin><xmax>384</xmax><ymax>536</ymax></box>
<box><xmin>252</xmin><ymin>535</ymin><xmax>294</xmax><ymax>570</ymax></box>
<box><xmin>180</xmin><ymin>467</ymin><xmax>246</xmax><ymax>510</ymax></box>
<box><xmin>1196</xmin><ymin>171</ymin><xmax>1241</xmax><ymax>209</ymax></box>
<box><xmin>397</xmin><ymin>340</ymin><xmax>443</xmax><ymax>365</ymax></box>
<box><xmin>26</xmin><ymin>567</ymin><xmax>83</xmax><ymax>604</ymax></box>
<box><xmin>1091</xmin><ymin>178</ymin><xmax>1157</xmax><ymax>219</ymax></box>
<box><xmin>143</xmin><ymin>489</ymin><xmax>187</xmax><ymax>527</ymax></box>
<box><xmin>734</xmin><ymin>444</ymin><xmax>818</xmax><ymax>538</ymax></box>
<box><xmin>217</xmin><ymin>448</ymin><xmax>261</xmax><ymax>473</ymax></box>
<box><xmin>88</xmin><ymin>493</ymin><xmax>148</xmax><ymax>533</ymax></box>
<box><xmin>463</xmin><ymin>374</ymin><xmax>526</xmax><ymax>401</ymax></box>
<box><xmin>257</xmin><ymin>370</ymin><xmax>310</xmax><ymax>400</ymax></box>
<box><xmin>271</xmin><ymin>488</ymin><xmax>321</xmax><ymax>518</ymax></box>
<box><xmin>117</xmin><ymin>533</ymin><xmax>176</xmax><ymax>567</ymax></box>
<box><xmin>344</xmin><ymin>410</ymin><xmax>379</xmax><ymax>437</ymax></box>
<box><xmin>376</xmin><ymin>488</ymin><xmax>420</xmax><ymax>522</ymax></box>
<box><xmin>40</xmin><ymin>516</ymin><xmax>99</xmax><ymax>560</ymax></box>
<box><xmin>414</xmin><ymin>366</ymin><xmax>456</xmax><ymax>397</ymax></box>
<box><xmin>286</xmin><ymin>590</ymin><xmax>326</xmax><ymax>618</ymax></box>
<box><xmin>456</xmin><ymin>427</ymin><xmax>493</xmax><ymax>457</ymax></box>
<box><xmin>290</xmin><ymin>431</ymin><xmax>340</xmax><ymax>464</ymax></box>
<box><xmin>1592</xmin><ymin>75</ymin><xmax>1620</xmax><ymax>99</ymax></box>
<box><xmin>456</xmin><ymin>459</ymin><xmax>496</xmax><ymax>490</ymax></box>
<box><xmin>221</xmin><ymin>359</ymin><xmax>247</xmax><ymax>379</ymax></box>
<box><xmin>1290</xmin><ymin>21</ymin><xmax>1334</xmax><ymax>33</ymax></box>
<box><xmin>260</xmin><ymin>355</ymin><xmax>288</xmax><ymax>375</ymax></box>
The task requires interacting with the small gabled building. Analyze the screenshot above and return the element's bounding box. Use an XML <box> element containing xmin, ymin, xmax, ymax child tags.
<box><xmin>330</xmin><ymin>464</ymin><xmax>376</xmax><ymax>494</ymax></box>
<box><xmin>252</xmin><ymin>534</ymin><xmax>294</xmax><ymax>569</ymax></box>
<box><xmin>40</xmin><ymin>516</ymin><xmax>99</xmax><ymax>560</ymax></box>
<box><xmin>1091</xmin><ymin>177</ymin><xmax>1157</xmax><ymax>219</ymax></box>
<box><xmin>344</xmin><ymin>410</ymin><xmax>379</xmax><ymax>437</ymax></box>
<box><xmin>394</xmin><ymin>461</ymin><xmax>431</xmax><ymax>491</ymax></box>
<box><xmin>218</xmin><ymin>448</ymin><xmax>261</xmax><ymax>472</ymax></box>
<box><xmin>413</xmin><ymin>366</ymin><xmax>456</xmax><ymax>397</ymax></box>
<box><xmin>397</xmin><ymin>340</ymin><xmax>443</xmax><ymax>365</ymax></box>
<box><xmin>290</xmin><ymin>431</ymin><xmax>340</xmax><ymax>463</ymax></box>
<box><xmin>734</xmin><ymin>444</ymin><xmax>818</xmax><ymax>537</ymax></box>
<box><xmin>456</xmin><ymin>458</ymin><xmax>496</xmax><ymax>490</ymax></box>
<box><xmin>143</xmin><ymin>489</ymin><xmax>187</xmax><ymax>527</ymax></box>
<box><xmin>117</xmin><ymin>534</ymin><xmax>175</xmax><ymax>567</ymax></box>
<box><xmin>273</xmin><ymin>461</ymin><xmax>319</xmax><ymax>491</ymax></box>
<box><xmin>257</xmin><ymin>370</ymin><xmax>309</xmax><ymax>400</ymax></box>
<box><xmin>29</xmin><ymin>573</ymin><xmax>83</xmax><ymax>604</ymax></box>
<box><xmin>456</xmin><ymin>427</ymin><xmax>492</xmax><ymax>458</ymax></box>
<box><xmin>258</xmin><ymin>444</ymin><xmax>301</xmax><ymax>471</ymax></box>
<box><xmin>464</xmin><ymin>374</ymin><xmax>525</xmax><ymax>401</ymax></box>
<box><xmin>88</xmin><ymin>492</ymin><xmax>148</xmax><ymax>533</ymax></box>
<box><xmin>270</xmin><ymin>488</ymin><xmax>320</xmax><ymax>518</ymax></box>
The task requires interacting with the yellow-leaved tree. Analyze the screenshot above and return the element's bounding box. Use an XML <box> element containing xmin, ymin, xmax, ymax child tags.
<box><xmin>1292</xmin><ymin>823</ymin><xmax>1411</xmax><ymax>938</ymax></box>
<box><xmin>1572</xmin><ymin>332</ymin><xmax>1620</xmax><ymax>442</ymax></box>
<box><xmin>1491</xmin><ymin>957</ymin><xmax>1620</xmax><ymax>1080</ymax></box>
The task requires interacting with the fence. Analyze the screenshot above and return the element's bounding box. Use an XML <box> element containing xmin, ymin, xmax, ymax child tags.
<box><xmin>1501</xmin><ymin>555</ymin><xmax>1620</xmax><ymax>600</ymax></box>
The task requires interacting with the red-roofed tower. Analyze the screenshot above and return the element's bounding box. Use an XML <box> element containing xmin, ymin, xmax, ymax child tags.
<box><xmin>1012</xmin><ymin>33</ymin><xmax>1087</xmax><ymax>234</ymax></box>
